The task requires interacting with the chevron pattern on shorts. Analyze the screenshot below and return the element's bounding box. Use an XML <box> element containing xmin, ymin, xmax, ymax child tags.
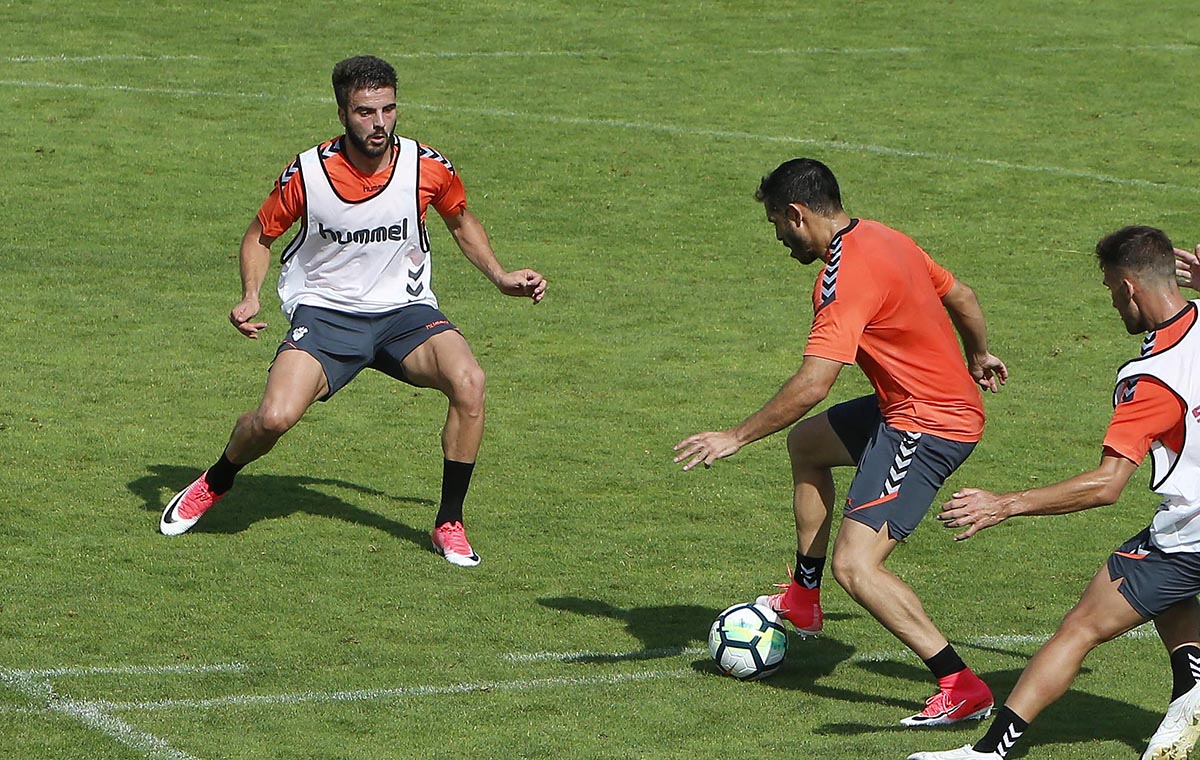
<box><xmin>880</xmin><ymin>432</ymin><xmax>922</xmax><ymax>498</ymax></box>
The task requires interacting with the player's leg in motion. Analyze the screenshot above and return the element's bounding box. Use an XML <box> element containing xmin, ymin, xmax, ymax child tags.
<box><xmin>400</xmin><ymin>329</ymin><xmax>487</xmax><ymax>567</ymax></box>
<box><xmin>834</xmin><ymin>519</ymin><xmax>992</xmax><ymax>727</ymax></box>
<box><xmin>756</xmin><ymin>411</ymin><xmax>854</xmax><ymax>636</ymax></box>
<box><xmin>908</xmin><ymin>564</ymin><xmax>1148</xmax><ymax>760</ymax></box>
<box><xmin>160</xmin><ymin>348</ymin><xmax>328</xmax><ymax>535</ymax></box>
<box><xmin>1142</xmin><ymin>599</ymin><xmax>1200</xmax><ymax>759</ymax></box>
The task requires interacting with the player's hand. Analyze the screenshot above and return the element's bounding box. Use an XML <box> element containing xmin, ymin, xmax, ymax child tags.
<box><xmin>939</xmin><ymin>487</ymin><xmax>1010</xmax><ymax>540</ymax></box>
<box><xmin>1175</xmin><ymin>246</ymin><xmax>1200</xmax><ymax>291</ymax></box>
<box><xmin>969</xmin><ymin>352</ymin><xmax>1008</xmax><ymax>393</ymax></box>
<box><xmin>673</xmin><ymin>430</ymin><xmax>742</xmax><ymax>471</ymax></box>
<box><xmin>497</xmin><ymin>269</ymin><xmax>547</xmax><ymax>303</ymax></box>
<box><xmin>230</xmin><ymin>298</ymin><xmax>268</xmax><ymax>339</ymax></box>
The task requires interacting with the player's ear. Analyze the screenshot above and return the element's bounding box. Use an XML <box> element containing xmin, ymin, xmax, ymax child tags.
<box><xmin>786</xmin><ymin>202</ymin><xmax>807</xmax><ymax>226</ymax></box>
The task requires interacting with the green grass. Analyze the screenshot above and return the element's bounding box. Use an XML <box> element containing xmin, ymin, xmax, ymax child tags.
<box><xmin>1</xmin><ymin>1</ymin><xmax>1199</xmax><ymax>758</ymax></box>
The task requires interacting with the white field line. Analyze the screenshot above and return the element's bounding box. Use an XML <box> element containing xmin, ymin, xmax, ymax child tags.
<box><xmin>0</xmin><ymin>78</ymin><xmax>1192</xmax><ymax>194</ymax></box>
<box><xmin>748</xmin><ymin>44</ymin><xmax>1198</xmax><ymax>55</ymax></box>
<box><xmin>3</xmin><ymin>54</ymin><xmax>206</xmax><ymax>63</ymax></box>
<box><xmin>95</xmin><ymin>669</ymin><xmax>694</xmax><ymax>713</ymax></box>
<box><xmin>505</xmin><ymin>645</ymin><xmax>707</xmax><ymax>663</ymax></box>
<box><xmin>385</xmin><ymin>50</ymin><xmax>600</xmax><ymax>59</ymax></box>
<box><xmin>0</xmin><ymin>667</ymin><xmax>198</xmax><ymax>760</ymax></box>
<box><xmin>12</xmin><ymin>662</ymin><xmax>249</xmax><ymax>678</ymax></box>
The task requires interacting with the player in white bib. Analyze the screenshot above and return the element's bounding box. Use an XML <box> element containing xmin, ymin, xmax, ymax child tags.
<box><xmin>909</xmin><ymin>226</ymin><xmax>1200</xmax><ymax>760</ymax></box>
<box><xmin>160</xmin><ymin>56</ymin><xmax>547</xmax><ymax>568</ymax></box>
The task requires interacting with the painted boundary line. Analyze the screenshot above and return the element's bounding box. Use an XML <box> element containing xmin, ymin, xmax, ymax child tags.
<box><xmin>0</xmin><ymin>627</ymin><xmax>1160</xmax><ymax>757</ymax></box>
<box><xmin>0</xmin><ymin>665</ymin><xmax>213</xmax><ymax>760</ymax></box>
<box><xmin>3</xmin><ymin>54</ymin><xmax>206</xmax><ymax>63</ymax></box>
<box><xmin>748</xmin><ymin>44</ymin><xmax>1199</xmax><ymax>55</ymax></box>
<box><xmin>0</xmin><ymin>78</ymin><xmax>1194</xmax><ymax>194</ymax></box>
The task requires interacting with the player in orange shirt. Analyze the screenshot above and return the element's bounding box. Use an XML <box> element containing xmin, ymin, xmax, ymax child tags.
<box><xmin>675</xmin><ymin>158</ymin><xmax>1008</xmax><ymax>725</ymax></box>
<box><xmin>911</xmin><ymin>227</ymin><xmax>1200</xmax><ymax>760</ymax></box>
<box><xmin>160</xmin><ymin>56</ymin><xmax>547</xmax><ymax>568</ymax></box>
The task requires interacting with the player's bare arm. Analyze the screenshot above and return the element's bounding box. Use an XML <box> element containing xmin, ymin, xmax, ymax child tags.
<box><xmin>1175</xmin><ymin>245</ymin><xmax>1200</xmax><ymax>290</ymax></box>
<box><xmin>673</xmin><ymin>356</ymin><xmax>842</xmax><ymax>471</ymax></box>
<box><xmin>940</xmin><ymin>278</ymin><xmax>1008</xmax><ymax>393</ymax></box>
<box><xmin>442</xmin><ymin>208</ymin><xmax>547</xmax><ymax>303</ymax></box>
<box><xmin>229</xmin><ymin>218</ymin><xmax>278</xmax><ymax>339</ymax></box>
<box><xmin>939</xmin><ymin>453</ymin><xmax>1138</xmax><ymax>540</ymax></box>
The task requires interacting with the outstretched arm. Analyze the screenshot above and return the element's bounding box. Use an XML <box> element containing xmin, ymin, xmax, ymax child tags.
<box><xmin>229</xmin><ymin>218</ymin><xmax>277</xmax><ymax>339</ymax></box>
<box><xmin>441</xmin><ymin>209</ymin><xmax>546</xmax><ymax>303</ymax></box>
<box><xmin>673</xmin><ymin>356</ymin><xmax>843</xmax><ymax>470</ymax></box>
<box><xmin>941</xmin><ymin>278</ymin><xmax>1008</xmax><ymax>393</ymax></box>
<box><xmin>938</xmin><ymin>453</ymin><xmax>1138</xmax><ymax>540</ymax></box>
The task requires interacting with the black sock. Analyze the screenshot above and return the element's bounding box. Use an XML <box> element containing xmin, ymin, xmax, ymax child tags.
<box><xmin>204</xmin><ymin>453</ymin><xmax>245</xmax><ymax>495</ymax></box>
<box><xmin>973</xmin><ymin>705</ymin><xmax>1029</xmax><ymax>757</ymax></box>
<box><xmin>1169</xmin><ymin>644</ymin><xmax>1200</xmax><ymax>700</ymax></box>
<box><xmin>435</xmin><ymin>459</ymin><xmax>475</xmax><ymax>526</ymax></box>
<box><xmin>923</xmin><ymin>644</ymin><xmax>968</xmax><ymax>680</ymax></box>
<box><xmin>795</xmin><ymin>552</ymin><xmax>826</xmax><ymax>590</ymax></box>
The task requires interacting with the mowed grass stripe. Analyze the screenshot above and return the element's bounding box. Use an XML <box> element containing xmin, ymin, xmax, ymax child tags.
<box><xmin>0</xmin><ymin>78</ymin><xmax>1193</xmax><ymax>194</ymax></box>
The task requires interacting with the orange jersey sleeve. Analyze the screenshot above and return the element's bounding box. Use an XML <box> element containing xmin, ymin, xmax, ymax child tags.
<box><xmin>924</xmin><ymin>249</ymin><xmax>955</xmax><ymax>298</ymax></box>
<box><xmin>1103</xmin><ymin>378</ymin><xmax>1185</xmax><ymax>464</ymax></box>
<box><xmin>255</xmin><ymin>138</ymin><xmax>468</xmax><ymax>239</ymax></box>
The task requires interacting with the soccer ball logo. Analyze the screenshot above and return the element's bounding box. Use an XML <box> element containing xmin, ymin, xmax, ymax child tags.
<box><xmin>708</xmin><ymin>602</ymin><xmax>787</xmax><ymax>680</ymax></box>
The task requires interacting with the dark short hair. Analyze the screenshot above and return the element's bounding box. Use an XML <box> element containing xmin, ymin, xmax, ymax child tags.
<box><xmin>755</xmin><ymin>158</ymin><xmax>844</xmax><ymax>215</ymax></box>
<box><xmin>331</xmin><ymin>55</ymin><xmax>397</xmax><ymax>109</ymax></box>
<box><xmin>1095</xmin><ymin>225</ymin><xmax>1176</xmax><ymax>281</ymax></box>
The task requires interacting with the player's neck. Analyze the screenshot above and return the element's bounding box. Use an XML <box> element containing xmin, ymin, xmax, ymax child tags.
<box><xmin>816</xmin><ymin>212</ymin><xmax>854</xmax><ymax>255</ymax></box>
<box><xmin>1144</xmin><ymin>290</ymin><xmax>1191</xmax><ymax>330</ymax></box>
<box><xmin>342</xmin><ymin>138</ymin><xmax>394</xmax><ymax>176</ymax></box>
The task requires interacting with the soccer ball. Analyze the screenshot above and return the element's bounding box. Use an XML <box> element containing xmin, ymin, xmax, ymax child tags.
<box><xmin>708</xmin><ymin>602</ymin><xmax>787</xmax><ymax>680</ymax></box>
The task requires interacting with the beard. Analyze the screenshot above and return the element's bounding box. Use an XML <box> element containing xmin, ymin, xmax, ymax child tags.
<box><xmin>346</xmin><ymin>124</ymin><xmax>393</xmax><ymax>158</ymax></box>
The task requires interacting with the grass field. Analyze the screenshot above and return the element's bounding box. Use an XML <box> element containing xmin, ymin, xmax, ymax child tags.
<box><xmin>2</xmin><ymin>1</ymin><xmax>1200</xmax><ymax>758</ymax></box>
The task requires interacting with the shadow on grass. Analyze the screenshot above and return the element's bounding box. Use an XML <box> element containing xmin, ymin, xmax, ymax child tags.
<box><xmin>538</xmin><ymin>597</ymin><xmax>716</xmax><ymax>659</ymax></box>
<box><xmin>817</xmin><ymin>663</ymin><xmax>1154</xmax><ymax>755</ymax></box>
<box><xmin>130</xmin><ymin>464</ymin><xmax>435</xmax><ymax>551</ymax></box>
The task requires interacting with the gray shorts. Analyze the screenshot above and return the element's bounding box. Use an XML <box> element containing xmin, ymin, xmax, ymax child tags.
<box><xmin>1108</xmin><ymin>527</ymin><xmax>1200</xmax><ymax>619</ymax></box>
<box><xmin>827</xmin><ymin>395</ymin><xmax>977</xmax><ymax>541</ymax></box>
<box><xmin>276</xmin><ymin>304</ymin><xmax>459</xmax><ymax>400</ymax></box>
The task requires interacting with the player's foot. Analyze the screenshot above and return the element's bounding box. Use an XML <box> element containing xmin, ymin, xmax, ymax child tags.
<box><xmin>160</xmin><ymin>473</ymin><xmax>226</xmax><ymax>536</ymax></box>
<box><xmin>431</xmin><ymin>521</ymin><xmax>481</xmax><ymax>567</ymax></box>
<box><xmin>901</xmin><ymin>670</ymin><xmax>994</xmax><ymax>727</ymax></box>
<box><xmin>906</xmin><ymin>745</ymin><xmax>1002</xmax><ymax>760</ymax></box>
<box><xmin>755</xmin><ymin>567</ymin><xmax>823</xmax><ymax>636</ymax></box>
<box><xmin>1142</xmin><ymin>683</ymin><xmax>1200</xmax><ymax>760</ymax></box>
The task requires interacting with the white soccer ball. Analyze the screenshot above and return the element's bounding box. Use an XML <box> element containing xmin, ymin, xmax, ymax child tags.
<box><xmin>708</xmin><ymin>602</ymin><xmax>788</xmax><ymax>680</ymax></box>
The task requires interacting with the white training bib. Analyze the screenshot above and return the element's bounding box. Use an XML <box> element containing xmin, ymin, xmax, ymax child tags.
<box><xmin>277</xmin><ymin>136</ymin><xmax>436</xmax><ymax>318</ymax></box>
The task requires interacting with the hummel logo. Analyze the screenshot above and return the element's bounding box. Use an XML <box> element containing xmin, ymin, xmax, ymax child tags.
<box><xmin>797</xmin><ymin>566</ymin><xmax>819</xmax><ymax>589</ymax></box>
<box><xmin>291</xmin><ymin>326</ymin><xmax>309</xmax><ymax>342</ymax></box>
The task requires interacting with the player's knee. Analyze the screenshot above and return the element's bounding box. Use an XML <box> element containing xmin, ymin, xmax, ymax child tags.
<box><xmin>830</xmin><ymin>552</ymin><xmax>869</xmax><ymax>597</ymax></box>
<box><xmin>448</xmin><ymin>363</ymin><xmax>486</xmax><ymax>411</ymax></box>
<box><xmin>787</xmin><ymin>424</ymin><xmax>825</xmax><ymax>468</ymax></box>
<box><xmin>254</xmin><ymin>405</ymin><xmax>301</xmax><ymax>438</ymax></box>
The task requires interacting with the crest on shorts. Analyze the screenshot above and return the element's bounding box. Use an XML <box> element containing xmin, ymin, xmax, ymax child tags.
<box><xmin>291</xmin><ymin>326</ymin><xmax>309</xmax><ymax>342</ymax></box>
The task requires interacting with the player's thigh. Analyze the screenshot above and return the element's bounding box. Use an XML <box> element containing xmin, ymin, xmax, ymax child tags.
<box><xmin>1059</xmin><ymin>562</ymin><xmax>1148</xmax><ymax>644</ymax></box>
<box><xmin>259</xmin><ymin>348</ymin><xmax>329</xmax><ymax>428</ymax></box>
<box><xmin>400</xmin><ymin>329</ymin><xmax>484</xmax><ymax>395</ymax></box>
<box><xmin>787</xmin><ymin>411</ymin><xmax>856</xmax><ymax>470</ymax></box>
